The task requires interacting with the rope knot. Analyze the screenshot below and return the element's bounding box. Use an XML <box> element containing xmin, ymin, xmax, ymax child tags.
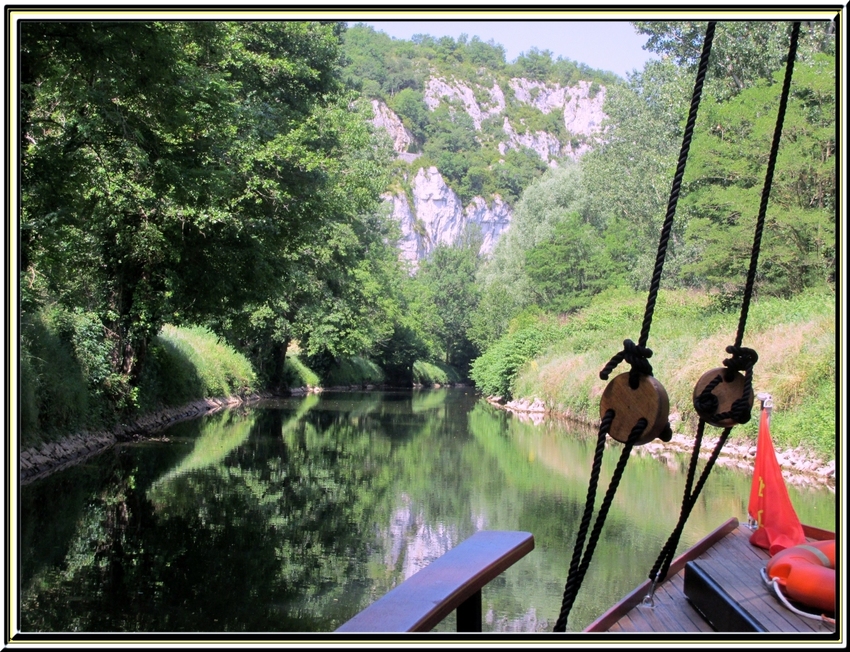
<box><xmin>599</xmin><ymin>339</ymin><xmax>654</xmax><ymax>384</ymax></box>
<box><xmin>729</xmin><ymin>397</ymin><xmax>753</xmax><ymax>424</ymax></box>
<box><xmin>723</xmin><ymin>345</ymin><xmax>759</xmax><ymax>374</ymax></box>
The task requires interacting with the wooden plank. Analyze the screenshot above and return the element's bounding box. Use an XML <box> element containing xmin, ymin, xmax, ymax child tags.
<box><xmin>658</xmin><ymin>575</ymin><xmax>713</xmax><ymax>632</ymax></box>
<box><xmin>586</xmin><ymin>519</ymin><xmax>832</xmax><ymax>634</ymax></box>
<box><xmin>336</xmin><ymin>530</ymin><xmax>534</xmax><ymax>633</ymax></box>
<box><xmin>683</xmin><ymin>539</ymin><xmax>823</xmax><ymax>633</ymax></box>
<box><xmin>583</xmin><ymin>517</ymin><xmax>739</xmax><ymax>632</ymax></box>
<box><xmin>802</xmin><ymin>524</ymin><xmax>835</xmax><ymax>541</ymax></box>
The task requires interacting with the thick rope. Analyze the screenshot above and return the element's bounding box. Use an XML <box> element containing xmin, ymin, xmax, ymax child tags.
<box><xmin>644</xmin><ymin>21</ymin><xmax>802</xmax><ymax>606</ymax></box>
<box><xmin>734</xmin><ymin>21</ymin><xmax>801</xmax><ymax>348</ymax></box>
<box><xmin>553</xmin><ymin>411</ymin><xmax>611</xmax><ymax>631</ymax></box>
<box><xmin>693</xmin><ymin>346</ymin><xmax>759</xmax><ymax>424</ymax></box>
<box><xmin>599</xmin><ymin>339</ymin><xmax>654</xmax><ymax>389</ymax></box>
<box><xmin>638</xmin><ymin>21</ymin><xmax>716</xmax><ymax>349</ymax></box>
<box><xmin>555</xmin><ymin>20</ymin><xmax>718</xmax><ymax>634</ymax></box>
<box><xmin>645</xmin><ymin>422</ymin><xmax>732</xmax><ymax>601</ymax></box>
<box><xmin>554</xmin><ymin>415</ymin><xmax>646</xmax><ymax>632</ymax></box>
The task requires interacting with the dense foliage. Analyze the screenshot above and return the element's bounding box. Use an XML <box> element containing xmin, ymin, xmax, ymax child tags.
<box><xmin>341</xmin><ymin>24</ymin><xmax>618</xmax><ymax>205</ymax></box>
<box><xmin>18</xmin><ymin>20</ymin><xmax>836</xmax><ymax>457</ymax></box>
<box><xmin>19</xmin><ymin>20</ymin><xmax>413</xmax><ymax>429</ymax></box>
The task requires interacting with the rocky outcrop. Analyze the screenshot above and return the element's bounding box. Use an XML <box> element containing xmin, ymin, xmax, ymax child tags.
<box><xmin>371</xmin><ymin>99</ymin><xmax>414</xmax><ymax>155</ymax></box>
<box><xmin>499</xmin><ymin>118</ymin><xmax>564</xmax><ymax>165</ymax></box>
<box><xmin>424</xmin><ymin>78</ymin><xmax>506</xmax><ymax>130</ymax></box>
<box><xmin>371</xmin><ymin>76</ymin><xmax>607</xmax><ymax>266</ymax></box>
<box><xmin>384</xmin><ymin>167</ymin><xmax>512</xmax><ymax>268</ymax></box>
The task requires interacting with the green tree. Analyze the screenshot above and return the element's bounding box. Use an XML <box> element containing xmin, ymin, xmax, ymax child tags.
<box><xmin>633</xmin><ymin>20</ymin><xmax>835</xmax><ymax>98</ymax></box>
<box><xmin>580</xmin><ymin>58</ymin><xmax>694</xmax><ymax>289</ymax></box>
<box><xmin>524</xmin><ymin>215</ymin><xmax>611</xmax><ymax>313</ymax></box>
<box><xmin>680</xmin><ymin>55</ymin><xmax>836</xmax><ymax>296</ymax></box>
<box><xmin>416</xmin><ymin>229</ymin><xmax>483</xmax><ymax>373</ymax></box>
<box><xmin>21</xmin><ymin>21</ymin><xmax>350</xmax><ymax>390</ymax></box>
<box><xmin>472</xmin><ymin>163</ymin><xmax>591</xmax><ymax>346</ymax></box>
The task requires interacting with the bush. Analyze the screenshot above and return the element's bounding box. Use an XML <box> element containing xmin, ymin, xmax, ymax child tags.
<box><xmin>469</xmin><ymin>321</ymin><xmax>562</xmax><ymax>399</ymax></box>
<box><xmin>144</xmin><ymin>325</ymin><xmax>257</xmax><ymax>405</ymax></box>
<box><xmin>19</xmin><ymin>315</ymin><xmax>260</xmax><ymax>450</ymax></box>
<box><xmin>412</xmin><ymin>360</ymin><xmax>463</xmax><ymax>386</ymax></box>
<box><xmin>323</xmin><ymin>356</ymin><xmax>386</xmax><ymax>386</ymax></box>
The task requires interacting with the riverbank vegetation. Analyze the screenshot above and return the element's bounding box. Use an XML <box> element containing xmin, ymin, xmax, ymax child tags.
<box><xmin>17</xmin><ymin>20</ymin><xmax>835</xmax><ymax>462</ymax></box>
<box><xmin>473</xmin><ymin>287</ymin><xmax>835</xmax><ymax>459</ymax></box>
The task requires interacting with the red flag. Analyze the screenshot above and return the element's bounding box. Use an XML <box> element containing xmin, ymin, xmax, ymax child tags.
<box><xmin>748</xmin><ymin>408</ymin><xmax>806</xmax><ymax>555</ymax></box>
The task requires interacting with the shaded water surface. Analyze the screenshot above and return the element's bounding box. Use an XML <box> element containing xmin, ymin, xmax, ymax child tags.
<box><xmin>20</xmin><ymin>389</ymin><xmax>834</xmax><ymax>633</ymax></box>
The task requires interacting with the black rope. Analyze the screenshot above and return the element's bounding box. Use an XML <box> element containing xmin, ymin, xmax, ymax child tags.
<box><xmin>599</xmin><ymin>22</ymin><xmax>715</xmax><ymax>388</ymax></box>
<box><xmin>734</xmin><ymin>21</ymin><xmax>801</xmax><ymax>348</ymax></box>
<box><xmin>645</xmin><ymin>22</ymin><xmax>801</xmax><ymax>604</ymax></box>
<box><xmin>599</xmin><ymin>339</ymin><xmax>654</xmax><ymax>389</ymax></box>
<box><xmin>638</xmin><ymin>21</ymin><xmax>716</xmax><ymax>349</ymax></box>
<box><xmin>646</xmin><ymin>423</ymin><xmax>732</xmax><ymax>594</ymax></box>
<box><xmin>693</xmin><ymin>346</ymin><xmax>759</xmax><ymax>424</ymax></box>
<box><xmin>555</xmin><ymin>20</ymin><xmax>718</xmax><ymax>634</ymax></box>
<box><xmin>553</xmin><ymin>411</ymin><xmax>611</xmax><ymax>631</ymax></box>
<box><xmin>554</xmin><ymin>414</ymin><xmax>646</xmax><ymax>631</ymax></box>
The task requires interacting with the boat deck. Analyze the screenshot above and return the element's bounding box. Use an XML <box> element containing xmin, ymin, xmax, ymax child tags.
<box><xmin>585</xmin><ymin>519</ymin><xmax>835</xmax><ymax>634</ymax></box>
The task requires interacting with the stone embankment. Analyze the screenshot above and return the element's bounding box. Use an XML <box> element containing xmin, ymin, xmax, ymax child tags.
<box><xmin>489</xmin><ymin>396</ymin><xmax>836</xmax><ymax>490</ymax></box>
<box><xmin>19</xmin><ymin>383</ymin><xmax>469</xmax><ymax>484</ymax></box>
<box><xmin>19</xmin><ymin>393</ymin><xmax>274</xmax><ymax>485</ymax></box>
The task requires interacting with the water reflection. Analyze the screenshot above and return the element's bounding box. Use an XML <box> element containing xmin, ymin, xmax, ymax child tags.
<box><xmin>19</xmin><ymin>389</ymin><xmax>835</xmax><ymax>633</ymax></box>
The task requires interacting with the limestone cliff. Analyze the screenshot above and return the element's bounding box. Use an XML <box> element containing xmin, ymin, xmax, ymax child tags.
<box><xmin>384</xmin><ymin>167</ymin><xmax>511</xmax><ymax>270</ymax></box>
<box><xmin>371</xmin><ymin>76</ymin><xmax>606</xmax><ymax>266</ymax></box>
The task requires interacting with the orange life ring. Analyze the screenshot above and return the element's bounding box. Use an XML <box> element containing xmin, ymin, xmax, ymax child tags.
<box><xmin>765</xmin><ymin>540</ymin><xmax>835</xmax><ymax>615</ymax></box>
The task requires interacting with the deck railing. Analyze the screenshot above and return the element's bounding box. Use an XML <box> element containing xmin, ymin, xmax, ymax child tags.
<box><xmin>336</xmin><ymin>530</ymin><xmax>535</xmax><ymax>633</ymax></box>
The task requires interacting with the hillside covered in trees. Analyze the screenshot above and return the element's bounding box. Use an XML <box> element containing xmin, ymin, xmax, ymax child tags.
<box><xmin>18</xmin><ymin>19</ymin><xmax>836</xmax><ymax>453</ymax></box>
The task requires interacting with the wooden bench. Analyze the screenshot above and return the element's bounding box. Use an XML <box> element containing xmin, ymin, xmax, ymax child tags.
<box><xmin>336</xmin><ymin>530</ymin><xmax>535</xmax><ymax>633</ymax></box>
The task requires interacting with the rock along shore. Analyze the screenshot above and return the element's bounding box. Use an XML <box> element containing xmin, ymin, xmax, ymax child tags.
<box><xmin>490</xmin><ymin>396</ymin><xmax>836</xmax><ymax>491</ymax></box>
<box><xmin>19</xmin><ymin>393</ymin><xmax>275</xmax><ymax>485</ymax></box>
<box><xmin>18</xmin><ymin>383</ymin><xmax>472</xmax><ymax>485</ymax></box>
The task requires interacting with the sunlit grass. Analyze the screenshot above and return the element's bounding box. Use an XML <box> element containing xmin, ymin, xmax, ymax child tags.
<box><xmin>509</xmin><ymin>287</ymin><xmax>836</xmax><ymax>460</ymax></box>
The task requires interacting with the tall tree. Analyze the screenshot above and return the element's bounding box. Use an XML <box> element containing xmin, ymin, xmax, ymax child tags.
<box><xmin>20</xmin><ymin>21</ymin><xmax>364</xmax><ymax>389</ymax></box>
<box><xmin>416</xmin><ymin>228</ymin><xmax>482</xmax><ymax>373</ymax></box>
<box><xmin>633</xmin><ymin>20</ymin><xmax>835</xmax><ymax>98</ymax></box>
<box><xmin>679</xmin><ymin>55</ymin><xmax>836</xmax><ymax>296</ymax></box>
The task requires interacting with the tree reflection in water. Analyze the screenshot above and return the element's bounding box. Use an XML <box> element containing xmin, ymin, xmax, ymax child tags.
<box><xmin>19</xmin><ymin>389</ymin><xmax>835</xmax><ymax>633</ymax></box>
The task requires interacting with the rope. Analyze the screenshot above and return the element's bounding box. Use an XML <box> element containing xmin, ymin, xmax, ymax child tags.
<box><xmin>734</xmin><ymin>22</ymin><xmax>801</xmax><ymax>348</ymax></box>
<box><xmin>760</xmin><ymin>568</ymin><xmax>836</xmax><ymax>628</ymax></box>
<box><xmin>645</xmin><ymin>422</ymin><xmax>732</xmax><ymax>603</ymax></box>
<box><xmin>638</xmin><ymin>21</ymin><xmax>716</xmax><ymax>349</ymax></box>
<box><xmin>555</xmin><ymin>20</ymin><xmax>717</xmax><ymax>633</ymax></box>
<box><xmin>644</xmin><ymin>23</ymin><xmax>801</xmax><ymax>604</ymax></box>
<box><xmin>693</xmin><ymin>346</ymin><xmax>759</xmax><ymax>424</ymax></box>
<box><xmin>554</xmin><ymin>414</ymin><xmax>646</xmax><ymax>631</ymax></box>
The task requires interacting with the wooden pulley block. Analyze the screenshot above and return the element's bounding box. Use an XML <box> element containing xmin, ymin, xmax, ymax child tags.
<box><xmin>599</xmin><ymin>372</ymin><xmax>670</xmax><ymax>446</ymax></box>
<box><xmin>692</xmin><ymin>367</ymin><xmax>753</xmax><ymax>428</ymax></box>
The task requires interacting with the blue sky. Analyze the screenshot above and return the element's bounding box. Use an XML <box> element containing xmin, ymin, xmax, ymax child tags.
<box><xmin>354</xmin><ymin>21</ymin><xmax>658</xmax><ymax>79</ymax></box>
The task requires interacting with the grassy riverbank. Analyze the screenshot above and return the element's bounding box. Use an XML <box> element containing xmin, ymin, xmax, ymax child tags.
<box><xmin>479</xmin><ymin>287</ymin><xmax>835</xmax><ymax>460</ymax></box>
<box><xmin>18</xmin><ymin>315</ymin><xmax>463</xmax><ymax>451</ymax></box>
<box><xmin>19</xmin><ymin>316</ymin><xmax>260</xmax><ymax>449</ymax></box>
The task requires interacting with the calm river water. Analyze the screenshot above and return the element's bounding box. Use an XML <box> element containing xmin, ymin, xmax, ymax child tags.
<box><xmin>19</xmin><ymin>389</ymin><xmax>835</xmax><ymax>633</ymax></box>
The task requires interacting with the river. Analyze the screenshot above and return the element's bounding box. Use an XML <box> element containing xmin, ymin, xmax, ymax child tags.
<box><xmin>19</xmin><ymin>388</ymin><xmax>835</xmax><ymax>633</ymax></box>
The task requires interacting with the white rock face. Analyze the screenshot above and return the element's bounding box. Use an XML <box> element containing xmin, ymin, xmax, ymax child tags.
<box><xmin>563</xmin><ymin>80</ymin><xmax>606</xmax><ymax>140</ymax></box>
<box><xmin>386</xmin><ymin>168</ymin><xmax>512</xmax><ymax>270</ymax></box>
<box><xmin>424</xmin><ymin>77</ymin><xmax>505</xmax><ymax>130</ymax></box>
<box><xmin>371</xmin><ymin>99</ymin><xmax>413</xmax><ymax>154</ymax></box>
<box><xmin>370</xmin><ymin>76</ymin><xmax>608</xmax><ymax>266</ymax></box>
<box><xmin>499</xmin><ymin>117</ymin><xmax>564</xmax><ymax>165</ymax></box>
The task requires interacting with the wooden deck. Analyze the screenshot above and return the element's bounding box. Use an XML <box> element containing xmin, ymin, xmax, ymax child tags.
<box><xmin>585</xmin><ymin>518</ymin><xmax>836</xmax><ymax>634</ymax></box>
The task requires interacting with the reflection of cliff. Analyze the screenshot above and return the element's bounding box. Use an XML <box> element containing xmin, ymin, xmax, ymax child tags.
<box><xmin>383</xmin><ymin>493</ymin><xmax>460</xmax><ymax>580</ymax></box>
